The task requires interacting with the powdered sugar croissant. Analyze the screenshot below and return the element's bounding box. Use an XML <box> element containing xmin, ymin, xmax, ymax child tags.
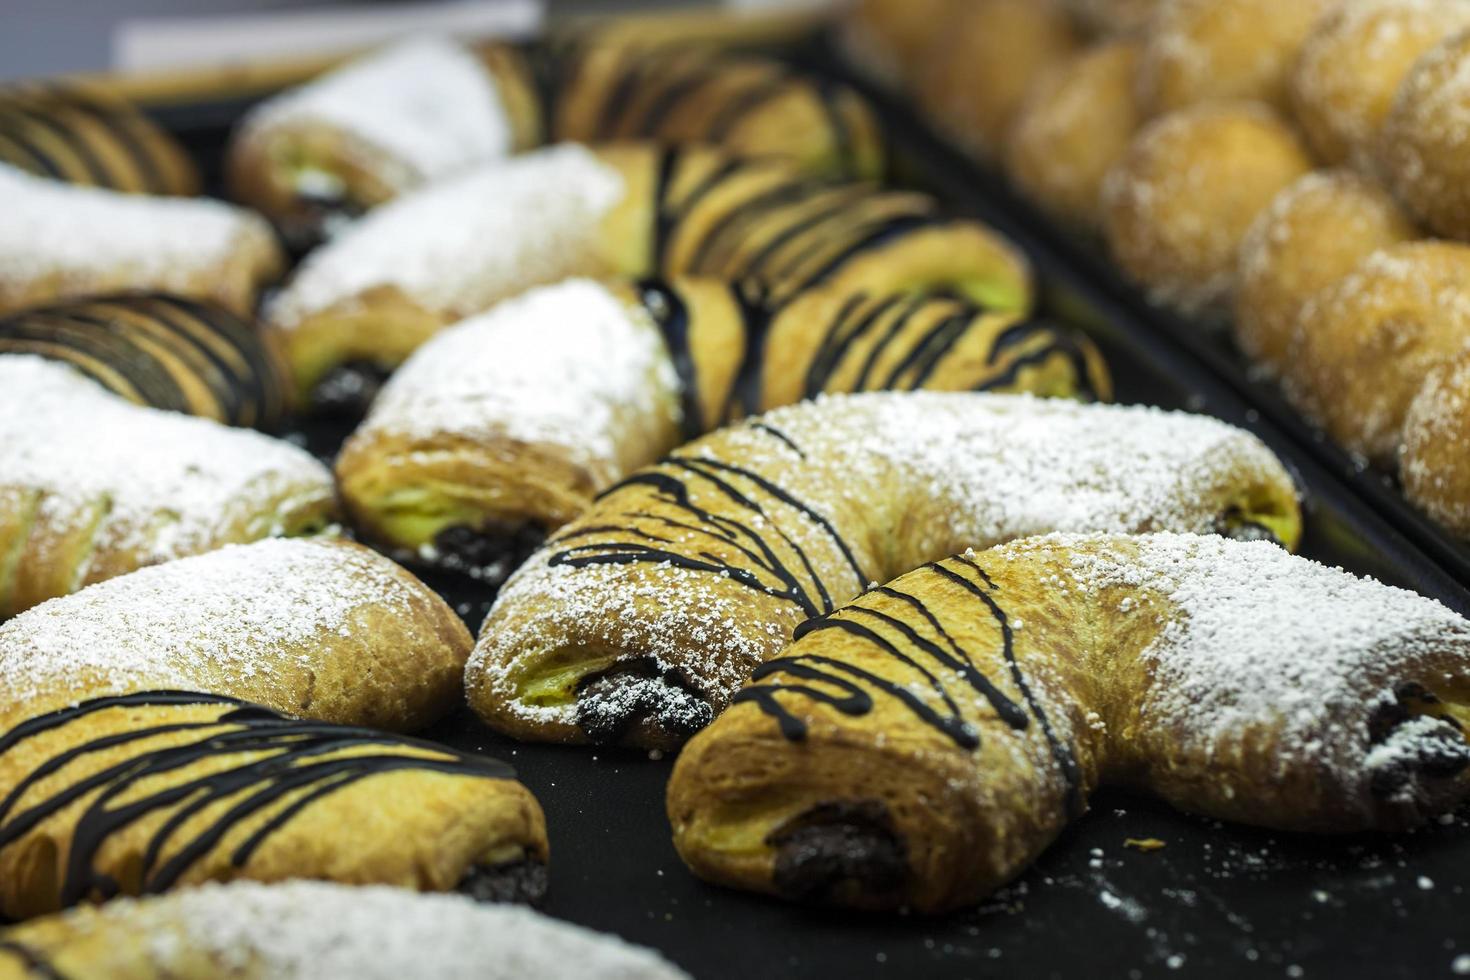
<box><xmin>467</xmin><ymin>392</ymin><xmax>1300</xmax><ymax>748</ymax></box>
<box><xmin>0</xmin><ymin>539</ymin><xmax>548</xmax><ymax>919</ymax></box>
<box><xmin>668</xmin><ymin>533</ymin><xmax>1470</xmax><ymax>913</ymax></box>
<box><xmin>335</xmin><ymin>277</ymin><xmax>1106</xmax><ymax>582</ymax></box>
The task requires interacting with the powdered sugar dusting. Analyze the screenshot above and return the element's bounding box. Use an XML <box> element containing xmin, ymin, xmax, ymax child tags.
<box><xmin>10</xmin><ymin>880</ymin><xmax>688</xmax><ymax>979</ymax></box>
<box><xmin>0</xmin><ymin>356</ymin><xmax>332</xmax><ymax>569</ymax></box>
<box><xmin>236</xmin><ymin>37</ymin><xmax>514</xmax><ymax>192</ymax></box>
<box><xmin>1007</xmin><ymin>532</ymin><xmax>1470</xmax><ymax>820</ymax></box>
<box><xmin>265</xmin><ymin>145</ymin><xmax>625</xmax><ymax>330</ymax></box>
<box><xmin>474</xmin><ymin>392</ymin><xmax>1297</xmax><ymax>725</ymax></box>
<box><xmin>0</xmin><ymin>163</ymin><xmax>276</xmax><ymax>308</ymax></box>
<box><xmin>351</xmin><ymin>279</ymin><xmax>678</xmax><ymax>479</ymax></box>
<box><xmin>0</xmin><ymin>539</ymin><xmax>415</xmax><ymax>711</ymax></box>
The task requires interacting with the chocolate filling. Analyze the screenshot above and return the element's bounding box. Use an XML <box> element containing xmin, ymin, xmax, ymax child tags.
<box><xmin>310</xmin><ymin>360</ymin><xmax>389</xmax><ymax>418</ymax></box>
<box><xmin>456</xmin><ymin>857</ymin><xmax>549</xmax><ymax>907</ymax></box>
<box><xmin>431</xmin><ymin>521</ymin><xmax>547</xmax><ymax>586</ymax></box>
<box><xmin>574</xmin><ymin>658</ymin><xmax>713</xmax><ymax>745</ymax></box>
<box><xmin>1214</xmin><ymin>508</ymin><xmax>1282</xmax><ymax>546</ymax></box>
<box><xmin>767</xmin><ymin>801</ymin><xmax>908</xmax><ymax>904</ymax></box>
<box><xmin>1367</xmin><ymin>682</ymin><xmax>1470</xmax><ymax>799</ymax></box>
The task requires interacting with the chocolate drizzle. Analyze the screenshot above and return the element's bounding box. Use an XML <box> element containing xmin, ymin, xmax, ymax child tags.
<box><xmin>0</xmin><ymin>691</ymin><xmax>515</xmax><ymax>908</ymax></box>
<box><xmin>0</xmin><ymin>939</ymin><xmax>66</xmax><ymax>980</ymax></box>
<box><xmin>638</xmin><ymin>279</ymin><xmax>703</xmax><ymax>440</ymax></box>
<box><xmin>734</xmin><ymin>556</ymin><xmax>1085</xmax><ymax>816</ymax></box>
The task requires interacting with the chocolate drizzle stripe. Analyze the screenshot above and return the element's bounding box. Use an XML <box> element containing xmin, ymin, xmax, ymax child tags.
<box><xmin>0</xmin><ymin>939</ymin><xmax>68</xmax><ymax>980</ymax></box>
<box><xmin>749</xmin><ymin>422</ymin><xmax>806</xmax><ymax>459</ymax></box>
<box><xmin>0</xmin><ymin>691</ymin><xmax>514</xmax><ymax>907</ymax></box>
<box><xmin>803</xmin><ymin>293</ymin><xmax>903</xmax><ymax>398</ymax></box>
<box><xmin>847</xmin><ymin>293</ymin><xmax>932</xmax><ymax>392</ymax></box>
<box><xmin>704</xmin><ymin>73</ymin><xmax>791</xmax><ymax>142</ymax></box>
<box><xmin>638</xmin><ymin>279</ymin><xmax>703</xmax><ymax>439</ymax></box>
<box><xmin>684</xmin><ymin>179</ymin><xmax>842</xmax><ymax>277</ymax></box>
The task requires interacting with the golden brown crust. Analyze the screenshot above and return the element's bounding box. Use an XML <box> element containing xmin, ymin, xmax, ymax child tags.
<box><xmin>1377</xmin><ymin>29</ymin><xmax>1470</xmax><ymax>242</ymax></box>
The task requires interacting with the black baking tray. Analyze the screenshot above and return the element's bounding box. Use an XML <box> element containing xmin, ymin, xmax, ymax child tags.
<box><xmin>136</xmin><ymin>74</ymin><xmax>1470</xmax><ymax>979</ymax></box>
<box><xmin>797</xmin><ymin>40</ymin><xmax>1470</xmax><ymax>594</ymax></box>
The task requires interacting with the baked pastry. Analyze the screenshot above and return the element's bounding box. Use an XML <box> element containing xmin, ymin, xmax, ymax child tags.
<box><xmin>335</xmin><ymin>277</ymin><xmax>1108</xmax><ymax>581</ymax></box>
<box><xmin>1057</xmin><ymin>0</ymin><xmax>1161</xmax><ymax>37</ymax></box>
<box><xmin>0</xmin><ymin>292</ymin><xmax>290</xmax><ymax>429</ymax></box>
<box><xmin>0</xmin><ymin>537</ymin><xmax>549</xmax><ymax>919</ymax></box>
<box><xmin>1100</xmin><ymin>101</ymin><xmax>1313</xmax><ymax>315</ymax></box>
<box><xmin>1134</xmin><ymin>0</ymin><xmax>1334</xmax><ymax>115</ymax></box>
<box><xmin>0</xmin><ymin>356</ymin><xmax>335</xmax><ymax>618</ymax></box>
<box><xmin>1286</xmin><ymin>241</ymin><xmax>1470</xmax><ymax>466</ymax></box>
<box><xmin>1004</xmin><ymin>39</ymin><xmax>1144</xmax><ymax>232</ymax></box>
<box><xmin>228</xmin><ymin>37</ymin><xmax>540</xmax><ymax>245</ymax></box>
<box><xmin>838</xmin><ymin>0</ymin><xmax>958</xmax><ymax>89</ymax></box>
<box><xmin>268</xmin><ymin>142</ymin><xmax>1032</xmax><ymax>412</ymax></box>
<box><xmin>1401</xmin><ymin>351</ymin><xmax>1470</xmax><ymax>538</ymax></box>
<box><xmin>0</xmin><ymin>538</ymin><xmax>469</xmax><ymax>733</ymax></box>
<box><xmin>0</xmin><ymin>83</ymin><xmax>198</xmax><ymax>195</ymax></box>
<box><xmin>0</xmin><ymin>162</ymin><xmax>282</xmax><ymax>317</ymax></box>
<box><xmin>1377</xmin><ymin>29</ymin><xmax>1470</xmax><ymax>242</ymax></box>
<box><xmin>0</xmin><ymin>880</ymin><xmax>688</xmax><ymax>979</ymax></box>
<box><xmin>1234</xmin><ymin>169</ymin><xmax>1417</xmax><ymax>375</ymax></box>
<box><xmin>551</xmin><ymin>46</ymin><xmax>884</xmax><ymax>179</ymax></box>
<box><xmin>914</xmin><ymin>0</ymin><xmax>1079</xmax><ymax>161</ymax></box>
<box><xmin>667</xmin><ymin>532</ymin><xmax>1470</xmax><ymax>913</ymax></box>
<box><xmin>467</xmin><ymin>392</ymin><xmax>1300</xmax><ymax>748</ymax></box>
<box><xmin>1290</xmin><ymin>0</ymin><xmax>1470</xmax><ymax>170</ymax></box>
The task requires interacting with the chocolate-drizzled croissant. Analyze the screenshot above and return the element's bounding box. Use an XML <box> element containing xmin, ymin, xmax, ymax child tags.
<box><xmin>668</xmin><ymin>533</ymin><xmax>1470</xmax><ymax>913</ymax></box>
<box><xmin>0</xmin><ymin>880</ymin><xmax>688</xmax><ymax>979</ymax></box>
<box><xmin>0</xmin><ymin>538</ymin><xmax>549</xmax><ymax>919</ymax></box>
<box><xmin>551</xmin><ymin>45</ymin><xmax>884</xmax><ymax>179</ymax></box>
<box><xmin>0</xmin><ymin>293</ymin><xmax>290</xmax><ymax>429</ymax></box>
<box><xmin>227</xmin><ymin>38</ymin><xmax>541</xmax><ymax>246</ymax></box>
<box><xmin>0</xmin><ymin>357</ymin><xmax>334</xmax><ymax>618</ymax></box>
<box><xmin>265</xmin><ymin>143</ymin><xmax>1030</xmax><ymax>411</ymax></box>
<box><xmin>0</xmin><ymin>83</ymin><xmax>198</xmax><ymax>196</ymax></box>
<box><xmin>335</xmin><ymin>277</ymin><xmax>1107</xmax><ymax>582</ymax></box>
<box><xmin>466</xmin><ymin>392</ymin><xmax>1300</xmax><ymax>748</ymax></box>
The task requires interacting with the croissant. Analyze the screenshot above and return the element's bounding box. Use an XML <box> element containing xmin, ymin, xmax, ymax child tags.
<box><xmin>550</xmin><ymin>45</ymin><xmax>884</xmax><ymax>179</ymax></box>
<box><xmin>0</xmin><ymin>163</ymin><xmax>282</xmax><ymax>318</ymax></box>
<box><xmin>668</xmin><ymin>532</ymin><xmax>1470</xmax><ymax>913</ymax></box>
<box><xmin>336</xmin><ymin>277</ymin><xmax>1108</xmax><ymax>582</ymax></box>
<box><xmin>0</xmin><ymin>292</ymin><xmax>290</xmax><ymax>429</ymax></box>
<box><xmin>0</xmin><ymin>83</ymin><xmax>199</xmax><ymax>196</ymax></box>
<box><xmin>0</xmin><ymin>539</ymin><xmax>549</xmax><ymax>919</ymax></box>
<box><xmin>0</xmin><ymin>356</ymin><xmax>335</xmax><ymax>618</ymax></box>
<box><xmin>265</xmin><ymin>143</ymin><xmax>1031</xmax><ymax>411</ymax></box>
<box><xmin>227</xmin><ymin>38</ymin><xmax>541</xmax><ymax>245</ymax></box>
<box><xmin>467</xmin><ymin>392</ymin><xmax>1300</xmax><ymax>747</ymax></box>
<box><xmin>0</xmin><ymin>880</ymin><xmax>688</xmax><ymax>979</ymax></box>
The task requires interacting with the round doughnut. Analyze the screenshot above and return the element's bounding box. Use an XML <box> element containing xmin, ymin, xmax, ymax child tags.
<box><xmin>1235</xmin><ymin>169</ymin><xmax>1418</xmax><ymax>374</ymax></box>
<box><xmin>1378</xmin><ymin>29</ymin><xmax>1470</xmax><ymax>241</ymax></box>
<box><xmin>840</xmin><ymin>0</ymin><xmax>959</xmax><ymax>88</ymax></box>
<box><xmin>1136</xmin><ymin>0</ymin><xmax>1334</xmax><ymax>115</ymax></box>
<box><xmin>914</xmin><ymin>0</ymin><xmax>1081</xmax><ymax>160</ymax></box>
<box><xmin>1057</xmin><ymin>0</ymin><xmax>1161</xmax><ymax>38</ymax></box>
<box><xmin>1101</xmin><ymin>101</ymin><xmax>1313</xmax><ymax>314</ymax></box>
<box><xmin>1287</xmin><ymin>241</ymin><xmax>1470</xmax><ymax>465</ymax></box>
<box><xmin>1291</xmin><ymin>0</ymin><xmax>1470</xmax><ymax>169</ymax></box>
<box><xmin>1005</xmin><ymin>40</ymin><xmax>1145</xmax><ymax>230</ymax></box>
<box><xmin>1402</xmin><ymin>351</ymin><xmax>1470</xmax><ymax>538</ymax></box>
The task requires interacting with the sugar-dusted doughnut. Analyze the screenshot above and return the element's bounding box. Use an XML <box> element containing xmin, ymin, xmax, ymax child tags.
<box><xmin>467</xmin><ymin>392</ymin><xmax>1299</xmax><ymax>748</ymax></box>
<box><xmin>669</xmin><ymin>532</ymin><xmax>1470</xmax><ymax>912</ymax></box>
<box><xmin>1377</xmin><ymin>28</ymin><xmax>1470</xmax><ymax>241</ymax></box>
<box><xmin>1402</xmin><ymin>351</ymin><xmax>1470</xmax><ymax>538</ymax></box>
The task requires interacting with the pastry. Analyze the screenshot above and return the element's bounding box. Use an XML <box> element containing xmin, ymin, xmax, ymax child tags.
<box><xmin>838</xmin><ymin>0</ymin><xmax>958</xmax><ymax>89</ymax></box>
<box><xmin>1291</xmin><ymin>0</ymin><xmax>1470</xmax><ymax>170</ymax></box>
<box><xmin>914</xmin><ymin>0</ymin><xmax>1079</xmax><ymax>161</ymax></box>
<box><xmin>267</xmin><ymin>142</ymin><xmax>1032</xmax><ymax>412</ymax></box>
<box><xmin>0</xmin><ymin>163</ymin><xmax>282</xmax><ymax>318</ymax></box>
<box><xmin>0</xmin><ymin>83</ymin><xmax>198</xmax><ymax>196</ymax></box>
<box><xmin>466</xmin><ymin>392</ymin><xmax>1300</xmax><ymax>748</ymax></box>
<box><xmin>1377</xmin><ymin>29</ymin><xmax>1470</xmax><ymax>242</ymax></box>
<box><xmin>1235</xmin><ymin>170</ymin><xmax>1416</xmax><ymax>375</ymax></box>
<box><xmin>667</xmin><ymin>532</ymin><xmax>1470</xmax><ymax>912</ymax></box>
<box><xmin>1401</xmin><ymin>351</ymin><xmax>1470</xmax><ymax>538</ymax></box>
<box><xmin>1057</xmin><ymin>0</ymin><xmax>1161</xmax><ymax>37</ymax></box>
<box><xmin>0</xmin><ymin>538</ymin><xmax>469</xmax><ymax>733</ymax></box>
<box><xmin>0</xmin><ymin>356</ymin><xmax>335</xmax><ymax>618</ymax></box>
<box><xmin>335</xmin><ymin>277</ymin><xmax>1108</xmax><ymax>581</ymax></box>
<box><xmin>1286</xmin><ymin>241</ymin><xmax>1470</xmax><ymax>466</ymax></box>
<box><xmin>0</xmin><ymin>880</ymin><xmax>687</xmax><ymax>979</ymax></box>
<box><xmin>1004</xmin><ymin>40</ymin><xmax>1144</xmax><ymax>232</ymax></box>
<box><xmin>1134</xmin><ymin>0</ymin><xmax>1334</xmax><ymax>115</ymax></box>
<box><xmin>228</xmin><ymin>37</ymin><xmax>540</xmax><ymax>244</ymax></box>
<box><xmin>1100</xmin><ymin>101</ymin><xmax>1313</xmax><ymax>315</ymax></box>
<box><xmin>552</xmin><ymin>46</ymin><xmax>883</xmax><ymax>180</ymax></box>
<box><xmin>0</xmin><ymin>537</ymin><xmax>549</xmax><ymax>919</ymax></box>
<box><xmin>0</xmin><ymin>292</ymin><xmax>291</xmax><ymax>429</ymax></box>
